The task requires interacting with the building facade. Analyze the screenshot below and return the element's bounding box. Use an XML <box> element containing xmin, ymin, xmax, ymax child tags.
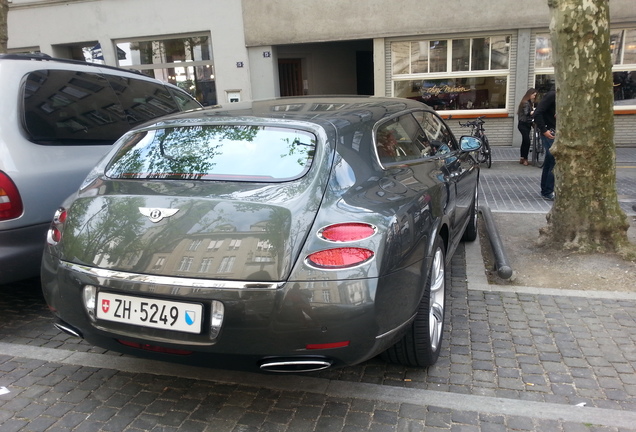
<box><xmin>6</xmin><ymin>0</ymin><xmax>636</xmax><ymax>146</ymax></box>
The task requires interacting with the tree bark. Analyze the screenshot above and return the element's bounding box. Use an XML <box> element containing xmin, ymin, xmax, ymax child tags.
<box><xmin>540</xmin><ymin>0</ymin><xmax>632</xmax><ymax>255</ymax></box>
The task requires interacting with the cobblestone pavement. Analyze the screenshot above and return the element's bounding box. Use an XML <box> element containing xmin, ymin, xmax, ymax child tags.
<box><xmin>484</xmin><ymin>147</ymin><xmax>636</xmax><ymax>215</ymax></box>
<box><xmin>1</xmin><ymin>147</ymin><xmax>635</xmax><ymax>431</ymax></box>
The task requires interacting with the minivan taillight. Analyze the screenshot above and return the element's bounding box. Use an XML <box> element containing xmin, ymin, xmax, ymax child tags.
<box><xmin>46</xmin><ymin>208</ymin><xmax>67</xmax><ymax>246</ymax></box>
<box><xmin>0</xmin><ymin>171</ymin><xmax>23</xmax><ymax>221</ymax></box>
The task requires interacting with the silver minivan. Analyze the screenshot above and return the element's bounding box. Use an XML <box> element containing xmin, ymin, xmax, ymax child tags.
<box><xmin>0</xmin><ymin>54</ymin><xmax>202</xmax><ymax>284</ymax></box>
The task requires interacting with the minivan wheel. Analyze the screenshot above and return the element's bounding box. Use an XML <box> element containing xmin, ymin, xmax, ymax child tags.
<box><xmin>381</xmin><ymin>236</ymin><xmax>446</xmax><ymax>367</ymax></box>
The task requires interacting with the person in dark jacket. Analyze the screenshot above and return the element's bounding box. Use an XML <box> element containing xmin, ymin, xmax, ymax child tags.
<box><xmin>533</xmin><ymin>90</ymin><xmax>556</xmax><ymax>200</ymax></box>
<box><xmin>517</xmin><ymin>88</ymin><xmax>537</xmax><ymax>165</ymax></box>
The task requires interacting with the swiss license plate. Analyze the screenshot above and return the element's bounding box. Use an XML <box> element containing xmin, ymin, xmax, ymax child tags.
<box><xmin>96</xmin><ymin>292</ymin><xmax>203</xmax><ymax>334</ymax></box>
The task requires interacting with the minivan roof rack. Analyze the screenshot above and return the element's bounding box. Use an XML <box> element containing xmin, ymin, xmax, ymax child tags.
<box><xmin>0</xmin><ymin>53</ymin><xmax>143</xmax><ymax>75</ymax></box>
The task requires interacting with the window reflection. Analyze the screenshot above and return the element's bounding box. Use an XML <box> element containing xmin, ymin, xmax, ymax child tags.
<box><xmin>106</xmin><ymin>125</ymin><xmax>316</xmax><ymax>182</ymax></box>
<box><xmin>452</xmin><ymin>39</ymin><xmax>470</xmax><ymax>72</ymax></box>
<box><xmin>116</xmin><ymin>35</ymin><xmax>216</xmax><ymax>106</ymax></box>
<box><xmin>429</xmin><ymin>40</ymin><xmax>447</xmax><ymax>73</ymax></box>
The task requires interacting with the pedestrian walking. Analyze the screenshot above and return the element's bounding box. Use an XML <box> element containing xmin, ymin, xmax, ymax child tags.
<box><xmin>517</xmin><ymin>88</ymin><xmax>536</xmax><ymax>166</ymax></box>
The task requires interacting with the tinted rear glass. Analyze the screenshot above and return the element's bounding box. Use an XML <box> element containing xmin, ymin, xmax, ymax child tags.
<box><xmin>105</xmin><ymin>125</ymin><xmax>316</xmax><ymax>182</ymax></box>
<box><xmin>23</xmin><ymin>70</ymin><xmax>131</xmax><ymax>143</ymax></box>
<box><xmin>22</xmin><ymin>69</ymin><xmax>192</xmax><ymax>145</ymax></box>
<box><xmin>103</xmin><ymin>75</ymin><xmax>182</xmax><ymax>126</ymax></box>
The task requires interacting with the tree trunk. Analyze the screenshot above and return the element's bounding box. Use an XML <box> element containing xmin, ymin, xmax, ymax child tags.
<box><xmin>540</xmin><ymin>0</ymin><xmax>631</xmax><ymax>254</ymax></box>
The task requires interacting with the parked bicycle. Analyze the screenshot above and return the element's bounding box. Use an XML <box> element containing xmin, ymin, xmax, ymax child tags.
<box><xmin>530</xmin><ymin>122</ymin><xmax>545</xmax><ymax>168</ymax></box>
<box><xmin>459</xmin><ymin>116</ymin><xmax>491</xmax><ymax>168</ymax></box>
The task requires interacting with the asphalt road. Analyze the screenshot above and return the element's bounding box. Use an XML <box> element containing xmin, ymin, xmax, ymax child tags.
<box><xmin>1</xmin><ymin>147</ymin><xmax>635</xmax><ymax>431</ymax></box>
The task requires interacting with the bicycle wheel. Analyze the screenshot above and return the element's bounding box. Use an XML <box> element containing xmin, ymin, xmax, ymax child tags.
<box><xmin>532</xmin><ymin>126</ymin><xmax>545</xmax><ymax>168</ymax></box>
<box><xmin>480</xmin><ymin>135</ymin><xmax>492</xmax><ymax>168</ymax></box>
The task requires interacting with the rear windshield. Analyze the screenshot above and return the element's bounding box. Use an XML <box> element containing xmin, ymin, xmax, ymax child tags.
<box><xmin>21</xmin><ymin>69</ymin><xmax>188</xmax><ymax>145</ymax></box>
<box><xmin>105</xmin><ymin>125</ymin><xmax>317</xmax><ymax>182</ymax></box>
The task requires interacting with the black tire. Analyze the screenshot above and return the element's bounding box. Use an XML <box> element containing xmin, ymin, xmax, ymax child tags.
<box><xmin>381</xmin><ymin>236</ymin><xmax>447</xmax><ymax>367</ymax></box>
<box><xmin>482</xmin><ymin>135</ymin><xmax>492</xmax><ymax>168</ymax></box>
<box><xmin>532</xmin><ymin>125</ymin><xmax>545</xmax><ymax>168</ymax></box>
<box><xmin>461</xmin><ymin>185</ymin><xmax>479</xmax><ymax>242</ymax></box>
<box><xmin>476</xmin><ymin>135</ymin><xmax>492</xmax><ymax>168</ymax></box>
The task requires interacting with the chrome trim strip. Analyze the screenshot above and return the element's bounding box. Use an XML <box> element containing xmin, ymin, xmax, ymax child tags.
<box><xmin>60</xmin><ymin>261</ymin><xmax>284</xmax><ymax>290</ymax></box>
<box><xmin>259</xmin><ymin>359</ymin><xmax>332</xmax><ymax>372</ymax></box>
<box><xmin>375</xmin><ymin>312</ymin><xmax>417</xmax><ymax>340</ymax></box>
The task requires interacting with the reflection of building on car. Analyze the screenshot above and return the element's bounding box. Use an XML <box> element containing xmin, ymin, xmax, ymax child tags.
<box><xmin>42</xmin><ymin>96</ymin><xmax>481</xmax><ymax>374</ymax></box>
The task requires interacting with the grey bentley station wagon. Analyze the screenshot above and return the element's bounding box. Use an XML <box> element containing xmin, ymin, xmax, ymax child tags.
<box><xmin>41</xmin><ymin>96</ymin><xmax>481</xmax><ymax>373</ymax></box>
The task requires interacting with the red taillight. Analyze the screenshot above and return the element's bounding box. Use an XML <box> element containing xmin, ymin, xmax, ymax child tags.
<box><xmin>47</xmin><ymin>208</ymin><xmax>68</xmax><ymax>245</ymax></box>
<box><xmin>54</xmin><ymin>208</ymin><xmax>67</xmax><ymax>224</ymax></box>
<box><xmin>319</xmin><ymin>222</ymin><xmax>375</xmax><ymax>242</ymax></box>
<box><xmin>306</xmin><ymin>341</ymin><xmax>350</xmax><ymax>350</ymax></box>
<box><xmin>306</xmin><ymin>247</ymin><xmax>374</xmax><ymax>269</ymax></box>
<box><xmin>0</xmin><ymin>171</ymin><xmax>24</xmax><ymax>221</ymax></box>
<box><xmin>49</xmin><ymin>228</ymin><xmax>62</xmax><ymax>243</ymax></box>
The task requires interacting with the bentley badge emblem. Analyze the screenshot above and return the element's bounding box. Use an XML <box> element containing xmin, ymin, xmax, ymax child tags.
<box><xmin>139</xmin><ymin>207</ymin><xmax>179</xmax><ymax>223</ymax></box>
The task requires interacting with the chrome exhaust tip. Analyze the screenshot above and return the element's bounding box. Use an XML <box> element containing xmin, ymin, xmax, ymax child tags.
<box><xmin>259</xmin><ymin>357</ymin><xmax>333</xmax><ymax>373</ymax></box>
<box><xmin>54</xmin><ymin>321</ymin><xmax>83</xmax><ymax>338</ymax></box>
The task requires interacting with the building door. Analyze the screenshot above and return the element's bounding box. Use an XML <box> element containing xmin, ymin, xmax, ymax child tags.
<box><xmin>356</xmin><ymin>51</ymin><xmax>374</xmax><ymax>95</ymax></box>
<box><xmin>279</xmin><ymin>59</ymin><xmax>303</xmax><ymax>96</ymax></box>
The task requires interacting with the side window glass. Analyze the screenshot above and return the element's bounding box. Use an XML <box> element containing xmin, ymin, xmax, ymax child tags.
<box><xmin>412</xmin><ymin>111</ymin><xmax>457</xmax><ymax>154</ymax></box>
<box><xmin>375</xmin><ymin>114</ymin><xmax>432</xmax><ymax>164</ymax></box>
<box><xmin>168</xmin><ymin>87</ymin><xmax>202</xmax><ymax>111</ymax></box>
<box><xmin>104</xmin><ymin>75</ymin><xmax>180</xmax><ymax>126</ymax></box>
<box><xmin>22</xmin><ymin>70</ymin><xmax>131</xmax><ymax>144</ymax></box>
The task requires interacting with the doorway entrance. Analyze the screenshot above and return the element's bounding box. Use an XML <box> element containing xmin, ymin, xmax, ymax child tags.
<box><xmin>277</xmin><ymin>40</ymin><xmax>373</xmax><ymax>97</ymax></box>
<box><xmin>278</xmin><ymin>58</ymin><xmax>304</xmax><ymax>96</ymax></box>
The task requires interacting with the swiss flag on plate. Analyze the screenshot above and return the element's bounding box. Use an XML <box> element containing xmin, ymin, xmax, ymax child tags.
<box><xmin>102</xmin><ymin>299</ymin><xmax>110</xmax><ymax>313</ymax></box>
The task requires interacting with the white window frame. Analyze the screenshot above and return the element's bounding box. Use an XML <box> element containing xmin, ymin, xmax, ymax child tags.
<box><xmin>390</xmin><ymin>33</ymin><xmax>512</xmax><ymax>116</ymax></box>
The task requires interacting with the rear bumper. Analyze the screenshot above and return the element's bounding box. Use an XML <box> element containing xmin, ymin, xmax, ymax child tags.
<box><xmin>0</xmin><ymin>223</ymin><xmax>48</xmax><ymax>284</ymax></box>
<box><xmin>41</xmin><ymin>252</ymin><xmax>427</xmax><ymax>371</ymax></box>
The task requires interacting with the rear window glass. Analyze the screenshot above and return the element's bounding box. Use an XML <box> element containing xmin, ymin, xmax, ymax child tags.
<box><xmin>103</xmin><ymin>75</ymin><xmax>182</xmax><ymax>125</ymax></box>
<box><xmin>21</xmin><ymin>69</ymin><xmax>196</xmax><ymax>145</ymax></box>
<box><xmin>22</xmin><ymin>70</ymin><xmax>132</xmax><ymax>143</ymax></box>
<box><xmin>105</xmin><ymin>125</ymin><xmax>317</xmax><ymax>182</ymax></box>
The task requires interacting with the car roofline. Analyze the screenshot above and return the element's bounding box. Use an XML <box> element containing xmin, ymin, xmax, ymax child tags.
<box><xmin>0</xmin><ymin>53</ymin><xmax>144</xmax><ymax>76</ymax></box>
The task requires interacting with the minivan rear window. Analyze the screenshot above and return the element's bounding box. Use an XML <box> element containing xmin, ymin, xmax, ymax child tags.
<box><xmin>105</xmin><ymin>125</ymin><xmax>316</xmax><ymax>182</ymax></box>
<box><xmin>21</xmin><ymin>69</ymin><xmax>187</xmax><ymax>145</ymax></box>
<box><xmin>23</xmin><ymin>70</ymin><xmax>131</xmax><ymax>144</ymax></box>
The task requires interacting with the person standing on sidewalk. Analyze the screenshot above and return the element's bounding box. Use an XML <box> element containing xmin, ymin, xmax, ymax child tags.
<box><xmin>533</xmin><ymin>89</ymin><xmax>556</xmax><ymax>200</ymax></box>
<box><xmin>517</xmin><ymin>88</ymin><xmax>537</xmax><ymax>166</ymax></box>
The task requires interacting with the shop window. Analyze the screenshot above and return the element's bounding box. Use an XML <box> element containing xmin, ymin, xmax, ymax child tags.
<box><xmin>391</xmin><ymin>35</ymin><xmax>511</xmax><ymax>113</ymax></box>
<box><xmin>535</xmin><ymin>29</ymin><xmax>636</xmax><ymax>109</ymax></box>
<box><xmin>115</xmin><ymin>34</ymin><xmax>217</xmax><ymax>106</ymax></box>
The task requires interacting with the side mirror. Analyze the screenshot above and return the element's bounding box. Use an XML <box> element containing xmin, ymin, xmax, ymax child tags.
<box><xmin>459</xmin><ymin>135</ymin><xmax>482</xmax><ymax>152</ymax></box>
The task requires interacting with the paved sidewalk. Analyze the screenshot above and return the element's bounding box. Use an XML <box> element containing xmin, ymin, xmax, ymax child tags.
<box><xmin>484</xmin><ymin>146</ymin><xmax>636</xmax><ymax>215</ymax></box>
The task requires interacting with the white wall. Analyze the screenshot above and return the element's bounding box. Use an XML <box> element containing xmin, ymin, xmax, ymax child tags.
<box><xmin>241</xmin><ymin>0</ymin><xmax>636</xmax><ymax>46</ymax></box>
<box><xmin>7</xmin><ymin>0</ymin><xmax>253</xmax><ymax>102</ymax></box>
